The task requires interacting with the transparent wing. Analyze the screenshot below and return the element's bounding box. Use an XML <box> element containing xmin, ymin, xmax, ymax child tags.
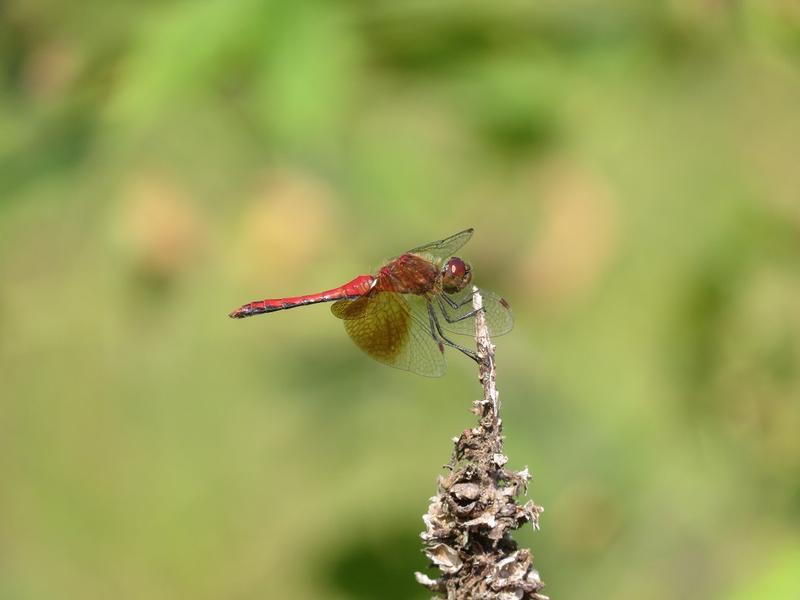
<box><xmin>331</xmin><ymin>290</ymin><xmax>447</xmax><ymax>377</ymax></box>
<box><xmin>435</xmin><ymin>288</ymin><xmax>514</xmax><ymax>337</ymax></box>
<box><xmin>407</xmin><ymin>228</ymin><xmax>474</xmax><ymax>264</ymax></box>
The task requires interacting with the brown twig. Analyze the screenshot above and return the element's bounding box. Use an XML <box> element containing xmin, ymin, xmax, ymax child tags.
<box><xmin>415</xmin><ymin>287</ymin><xmax>547</xmax><ymax>599</ymax></box>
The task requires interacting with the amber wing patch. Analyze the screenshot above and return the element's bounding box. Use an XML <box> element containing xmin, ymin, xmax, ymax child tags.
<box><xmin>332</xmin><ymin>291</ymin><xmax>446</xmax><ymax>377</ymax></box>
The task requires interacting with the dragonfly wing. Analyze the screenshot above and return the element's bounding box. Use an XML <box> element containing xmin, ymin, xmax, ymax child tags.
<box><xmin>407</xmin><ymin>228</ymin><xmax>474</xmax><ymax>263</ymax></box>
<box><xmin>331</xmin><ymin>291</ymin><xmax>447</xmax><ymax>377</ymax></box>
<box><xmin>435</xmin><ymin>288</ymin><xmax>514</xmax><ymax>337</ymax></box>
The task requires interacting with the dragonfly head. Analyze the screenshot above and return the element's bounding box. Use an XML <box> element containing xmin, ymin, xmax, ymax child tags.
<box><xmin>441</xmin><ymin>257</ymin><xmax>472</xmax><ymax>293</ymax></box>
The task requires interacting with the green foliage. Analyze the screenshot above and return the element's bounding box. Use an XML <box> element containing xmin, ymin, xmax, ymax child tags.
<box><xmin>1</xmin><ymin>1</ymin><xmax>800</xmax><ymax>599</ymax></box>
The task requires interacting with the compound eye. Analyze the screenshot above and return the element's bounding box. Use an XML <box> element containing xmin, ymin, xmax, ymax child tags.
<box><xmin>442</xmin><ymin>257</ymin><xmax>471</xmax><ymax>293</ymax></box>
<box><xmin>447</xmin><ymin>258</ymin><xmax>467</xmax><ymax>278</ymax></box>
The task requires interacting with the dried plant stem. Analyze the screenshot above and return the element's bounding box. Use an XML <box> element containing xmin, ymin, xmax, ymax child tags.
<box><xmin>415</xmin><ymin>287</ymin><xmax>547</xmax><ymax>599</ymax></box>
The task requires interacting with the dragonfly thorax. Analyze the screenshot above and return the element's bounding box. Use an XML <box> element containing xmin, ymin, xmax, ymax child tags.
<box><xmin>441</xmin><ymin>257</ymin><xmax>472</xmax><ymax>293</ymax></box>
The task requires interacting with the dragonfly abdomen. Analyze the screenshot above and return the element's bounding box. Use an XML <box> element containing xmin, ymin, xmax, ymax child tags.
<box><xmin>229</xmin><ymin>275</ymin><xmax>375</xmax><ymax>319</ymax></box>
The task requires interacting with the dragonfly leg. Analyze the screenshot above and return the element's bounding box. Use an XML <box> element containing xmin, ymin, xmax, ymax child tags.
<box><xmin>427</xmin><ymin>299</ymin><xmax>446</xmax><ymax>355</ymax></box>
<box><xmin>441</xmin><ymin>294</ymin><xmax>459</xmax><ymax>309</ymax></box>
<box><xmin>427</xmin><ymin>301</ymin><xmax>479</xmax><ymax>363</ymax></box>
<box><xmin>437</xmin><ymin>295</ymin><xmax>483</xmax><ymax>325</ymax></box>
<box><xmin>442</xmin><ymin>290</ymin><xmax>479</xmax><ymax>310</ymax></box>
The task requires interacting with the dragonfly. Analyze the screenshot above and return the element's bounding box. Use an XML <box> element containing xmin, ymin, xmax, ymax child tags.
<box><xmin>229</xmin><ymin>228</ymin><xmax>513</xmax><ymax>377</ymax></box>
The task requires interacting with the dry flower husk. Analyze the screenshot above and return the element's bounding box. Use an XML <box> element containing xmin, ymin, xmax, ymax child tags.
<box><xmin>415</xmin><ymin>289</ymin><xmax>547</xmax><ymax>600</ymax></box>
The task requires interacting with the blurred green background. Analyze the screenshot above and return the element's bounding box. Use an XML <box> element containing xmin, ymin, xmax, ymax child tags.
<box><xmin>2</xmin><ymin>1</ymin><xmax>800</xmax><ymax>598</ymax></box>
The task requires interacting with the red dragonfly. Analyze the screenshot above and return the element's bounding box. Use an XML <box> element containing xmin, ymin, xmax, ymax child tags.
<box><xmin>229</xmin><ymin>228</ymin><xmax>513</xmax><ymax>376</ymax></box>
